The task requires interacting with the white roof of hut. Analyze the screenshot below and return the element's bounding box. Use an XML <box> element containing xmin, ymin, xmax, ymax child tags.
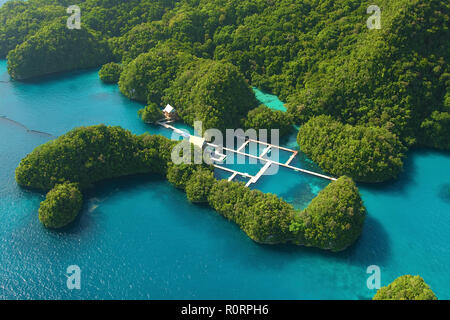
<box><xmin>163</xmin><ymin>104</ymin><xmax>175</xmax><ymax>113</ymax></box>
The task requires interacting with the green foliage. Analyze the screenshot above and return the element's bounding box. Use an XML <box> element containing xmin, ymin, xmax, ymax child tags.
<box><xmin>286</xmin><ymin>0</ymin><xmax>449</xmax><ymax>150</ymax></box>
<box><xmin>119</xmin><ymin>47</ymin><xmax>192</xmax><ymax>104</ymax></box>
<box><xmin>207</xmin><ymin>180</ymin><xmax>296</xmax><ymax>244</ymax></box>
<box><xmin>7</xmin><ymin>18</ymin><xmax>112</xmax><ymax>80</ymax></box>
<box><xmin>420</xmin><ymin>111</ymin><xmax>450</xmax><ymax>150</ymax></box>
<box><xmin>99</xmin><ymin>62</ymin><xmax>123</xmax><ymax>83</ymax></box>
<box><xmin>1</xmin><ymin>0</ymin><xmax>174</xmax><ymax>75</ymax></box>
<box><xmin>138</xmin><ymin>103</ymin><xmax>164</xmax><ymax>123</ymax></box>
<box><xmin>298</xmin><ymin>116</ymin><xmax>406</xmax><ymax>183</ymax></box>
<box><xmin>16</xmin><ymin>124</ymin><xmax>366</xmax><ymax>249</ymax></box>
<box><xmin>38</xmin><ymin>182</ymin><xmax>83</xmax><ymax>229</ymax></box>
<box><xmin>166</xmin><ymin>163</ymin><xmax>199</xmax><ymax>190</ymax></box>
<box><xmin>373</xmin><ymin>275</ymin><xmax>438</xmax><ymax>300</ymax></box>
<box><xmin>15</xmin><ymin>124</ymin><xmax>180</xmax><ymax>229</ymax></box>
<box><xmin>244</xmin><ymin>105</ymin><xmax>293</xmax><ymax>138</ymax></box>
<box><xmin>79</xmin><ymin>0</ymin><xmax>174</xmax><ymax>38</ymax></box>
<box><xmin>0</xmin><ymin>0</ymin><xmax>66</xmax><ymax>58</ymax></box>
<box><xmin>166</xmin><ymin>141</ymin><xmax>213</xmax><ymax>190</ymax></box>
<box><xmin>2</xmin><ymin>0</ymin><xmax>447</xmax><ymax>151</ymax></box>
<box><xmin>290</xmin><ymin>176</ymin><xmax>366</xmax><ymax>252</ymax></box>
<box><xmin>110</xmin><ymin>21</ymin><xmax>168</xmax><ymax>64</ymax></box>
<box><xmin>164</xmin><ymin>59</ymin><xmax>258</xmax><ymax>132</ymax></box>
<box><xmin>15</xmin><ymin>124</ymin><xmax>173</xmax><ymax>191</ymax></box>
<box><xmin>185</xmin><ymin>168</ymin><xmax>216</xmax><ymax>203</ymax></box>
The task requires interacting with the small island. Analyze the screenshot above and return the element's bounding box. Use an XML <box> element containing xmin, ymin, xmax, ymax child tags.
<box><xmin>16</xmin><ymin>125</ymin><xmax>365</xmax><ymax>252</ymax></box>
<box><xmin>38</xmin><ymin>182</ymin><xmax>83</xmax><ymax>229</ymax></box>
<box><xmin>373</xmin><ymin>275</ymin><xmax>437</xmax><ymax>300</ymax></box>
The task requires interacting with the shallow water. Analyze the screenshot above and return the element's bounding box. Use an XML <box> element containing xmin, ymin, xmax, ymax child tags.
<box><xmin>1</xmin><ymin>60</ymin><xmax>449</xmax><ymax>299</ymax></box>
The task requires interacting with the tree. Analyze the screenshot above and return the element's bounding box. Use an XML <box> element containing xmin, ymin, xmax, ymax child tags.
<box><xmin>38</xmin><ymin>182</ymin><xmax>83</xmax><ymax>229</ymax></box>
<box><xmin>15</xmin><ymin>125</ymin><xmax>170</xmax><ymax>191</ymax></box>
<box><xmin>7</xmin><ymin>18</ymin><xmax>112</xmax><ymax>80</ymax></box>
<box><xmin>99</xmin><ymin>62</ymin><xmax>123</xmax><ymax>83</ymax></box>
<box><xmin>244</xmin><ymin>105</ymin><xmax>293</xmax><ymax>138</ymax></box>
<box><xmin>164</xmin><ymin>59</ymin><xmax>258</xmax><ymax>132</ymax></box>
<box><xmin>373</xmin><ymin>275</ymin><xmax>437</xmax><ymax>300</ymax></box>
<box><xmin>118</xmin><ymin>47</ymin><xmax>192</xmax><ymax>104</ymax></box>
<box><xmin>290</xmin><ymin>176</ymin><xmax>366</xmax><ymax>252</ymax></box>
<box><xmin>185</xmin><ymin>168</ymin><xmax>216</xmax><ymax>203</ymax></box>
<box><xmin>207</xmin><ymin>180</ymin><xmax>296</xmax><ymax>244</ymax></box>
<box><xmin>138</xmin><ymin>103</ymin><xmax>164</xmax><ymax>123</ymax></box>
<box><xmin>0</xmin><ymin>0</ymin><xmax>66</xmax><ymax>58</ymax></box>
<box><xmin>166</xmin><ymin>163</ymin><xmax>200</xmax><ymax>190</ymax></box>
<box><xmin>298</xmin><ymin>115</ymin><xmax>406</xmax><ymax>183</ymax></box>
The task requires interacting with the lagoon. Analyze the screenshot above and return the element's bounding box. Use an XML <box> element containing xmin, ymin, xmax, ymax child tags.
<box><xmin>0</xmin><ymin>60</ymin><xmax>449</xmax><ymax>299</ymax></box>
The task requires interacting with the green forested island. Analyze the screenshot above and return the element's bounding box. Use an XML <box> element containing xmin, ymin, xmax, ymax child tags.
<box><xmin>373</xmin><ymin>275</ymin><xmax>437</xmax><ymax>300</ymax></box>
<box><xmin>298</xmin><ymin>115</ymin><xmax>406</xmax><ymax>182</ymax></box>
<box><xmin>16</xmin><ymin>125</ymin><xmax>365</xmax><ymax>251</ymax></box>
<box><xmin>1</xmin><ymin>0</ymin><xmax>447</xmax><ymax>301</ymax></box>
<box><xmin>1</xmin><ymin>0</ymin><xmax>448</xmax><ymax>182</ymax></box>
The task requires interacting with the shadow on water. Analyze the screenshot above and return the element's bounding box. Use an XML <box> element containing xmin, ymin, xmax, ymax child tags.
<box><xmin>9</xmin><ymin>66</ymin><xmax>101</xmax><ymax>85</ymax></box>
<box><xmin>334</xmin><ymin>216</ymin><xmax>391</xmax><ymax>267</ymax></box>
<box><xmin>221</xmin><ymin>215</ymin><xmax>391</xmax><ymax>272</ymax></box>
<box><xmin>438</xmin><ymin>183</ymin><xmax>450</xmax><ymax>204</ymax></box>
<box><xmin>358</xmin><ymin>151</ymin><xmax>418</xmax><ymax>195</ymax></box>
<box><xmin>52</xmin><ymin>174</ymin><xmax>166</xmax><ymax>235</ymax></box>
<box><xmin>55</xmin><ymin>171</ymin><xmax>392</xmax><ymax>271</ymax></box>
<box><xmin>37</xmin><ymin>170</ymin><xmax>391</xmax><ymax>272</ymax></box>
<box><xmin>360</xmin><ymin>148</ymin><xmax>450</xmax><ymax>195</ymax></box>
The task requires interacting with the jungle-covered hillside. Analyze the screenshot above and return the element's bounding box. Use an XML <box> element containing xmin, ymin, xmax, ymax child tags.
<box><xmin>1</xmin><ymin>0</ymin><xmax>448</xmax><ymax>182</ymax></box>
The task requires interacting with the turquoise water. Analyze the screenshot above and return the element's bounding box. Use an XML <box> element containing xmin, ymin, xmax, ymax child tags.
<box><xmin>1</xmin><ymin>60</ymin><xmax>449</xmax><ymax>299</ymax></box>
<box><xmin>253</xmin><ymin>88</ymin><xmax>286</xmax><ymax>111</ymax></box>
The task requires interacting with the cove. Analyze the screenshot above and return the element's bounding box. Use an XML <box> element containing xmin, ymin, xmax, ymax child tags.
<box><xmin>0</xmin><ymin>60</ymin><xmax>449</xmax><ymax>299</ymax></box>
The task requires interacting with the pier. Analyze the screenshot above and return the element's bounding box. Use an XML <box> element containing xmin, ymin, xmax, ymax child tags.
<box><xmin>157</xmin><ymin>120</ymin><xmax>336</xmax><ymax>187</ymax></box>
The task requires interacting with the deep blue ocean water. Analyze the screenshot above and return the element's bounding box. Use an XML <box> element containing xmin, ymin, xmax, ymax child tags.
<box><xmin>1</xmin><ymin>60</ymin><xmax>449</xmax><ymax>299</ymax></box>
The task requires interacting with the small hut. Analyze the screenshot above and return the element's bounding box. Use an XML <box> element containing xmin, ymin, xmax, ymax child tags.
<box><xmin>163</xmin><ymin>104</ymin><xmax>177</xmax><ymax>120</ymax></box>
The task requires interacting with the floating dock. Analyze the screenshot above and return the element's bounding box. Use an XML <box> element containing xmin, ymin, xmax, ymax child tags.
<box><xmin>158</xmin><ymin>121</ymin><xmax>336</xmax><ymax>187</ymax></box>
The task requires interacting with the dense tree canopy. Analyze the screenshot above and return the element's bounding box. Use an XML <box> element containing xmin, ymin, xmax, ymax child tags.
<box><xmin>1</xmin><ymin>0</ymin><xmax>447</xmax><ymax>152</ymax></box>
<box><xmin>244</xmin><ymin>105</ymin><xmax>293</xmax><ymax>138</ymax></box>
<box><xmin>166</xmin><ymin>162</ymin><xmax>200</xmax><ymax>190</ymax></box>
<box><xmin>7</xmin><ymin>17</ymin><xmax>111</xmax><ymax>80</ymax></box>
<box><xmin>285</xmin><ymin>0</ymin><xmax>449</xmax><ymax>150</ymax></box>
<box><xmin>298</xmin><ymin>116</ymin><xmax>406</xmax><ymax>183</ymax></box>
<box><xmin>138</xmin><ymin>103</ymin><xmax>164</xmax><ymax>124</ymax></box>
<box><xmin>373</xmin><ymin>275</ymin><xmax>437</xmax><ymax>300</ymax></box>
<box><xmin>15</xmin><ymin>125</ymin><xmax>174</xmax><ymax>191</ymax></box>
<box><xmin>16</xmin><ymin>124</ymin><xmax>366</xmax><ymax>251</ymax></box>
<box><xmin>99</xmin><ymin>62</ymin><xmax>123</xmax><ymax>83</ymax></box>
<box><xmin>118</xmin><ymin>46</ymin><xmax>192</xmax><ymax>104</ymax></box>
<box><xmin>164</xmin><ymin>59</ymin><xmax>258</xmax><ymax>132</ymax></box>
<box><xmin>38</xmin><ymin>182</ymin><xmax>83</xmax><ymax>229</ymax></box>
<box><xmin>207</xmin><ymin>180</ymin><xmax>295</xmax><ymax>244</ymax></box>
<box><xmin>185</xmin><ymin>168</ymin><xmax>216</xmax><ymax>203</ymax></box>
<box><xmin>205</xmin><ymin>175</ymin><xmax>365</xmax><ymax>250</ymax></box>
<box><xmin>0</xmin><ymin>0</ymin><xmax>66</xmax><ymax>58</ymax></box>
<box><xmin>290</xmin><ymin>176</ymin><xmax>366</xmax><ymax>252</ymax></box>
